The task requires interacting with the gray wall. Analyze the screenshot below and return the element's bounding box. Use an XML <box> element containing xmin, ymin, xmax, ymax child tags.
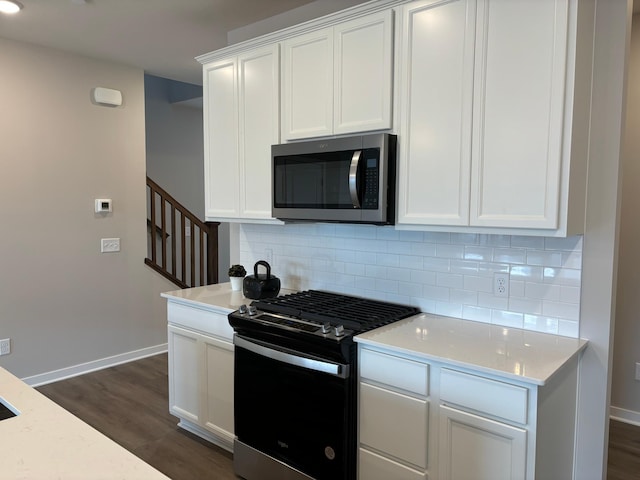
<box><xmin>144</xmin><ymin>75</ymin><xmax>230</xmax><ymax>281</ymax></box>
<box><xmin>227</xmin><ymin>0</ymin><xmax>369</xmax><ymax>44</ymax></box>
<box><xmin>612</xmin><ymin>12</ymin><xmax>640</xmax><ymax>420</ymax></box>
<box><xmin>0</xmin><ymin>37</ymin><xmax>176</xmax><ymax>379</ymax></box>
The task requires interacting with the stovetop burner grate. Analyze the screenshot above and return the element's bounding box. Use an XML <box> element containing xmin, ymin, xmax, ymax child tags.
<box><xmin>250</xmin><ymin>290</ymin><xmax>419</xmax><ymax>332</ymax></box>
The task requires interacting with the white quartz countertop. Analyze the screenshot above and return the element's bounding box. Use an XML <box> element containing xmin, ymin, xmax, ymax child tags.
<box><xmin>355</xmin><ymin>313</ymin><xmax>588</xmax><ymax>386</ymax></box>
<box><xmin>161</xmin><ymin>282</ymin><xmax>295</xmax><ymax>312</ymax></box>
<box><xmin>0</xmin><ymin>367</ymin><xmax>170</xmax><ymax>480</ymax></box>
<box><xmin>162</xmin><ymin>284</ymin><xmax>587</xmax><ymax>386</ymax></box>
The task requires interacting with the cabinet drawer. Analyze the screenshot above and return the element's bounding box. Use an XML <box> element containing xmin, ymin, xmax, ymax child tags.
<box><xmin>168</xmin><ymin>302</ymin><xmax>233</xmax><ymax>341</ymax></box>
<box><xmin>360</xmin><ymin>383</ymin><xmax>428</xmax><ymax>469</ymax></box>
<box><xmin>360</xmin><ymin>348</ymin><xmax>429</xmax><ymax>396</ymax></box>
<box><xmin>359</xmin><ymin>448</ymin><xmax>427</xmax><ymax>480</ymax></box>
<box><xmin>440</xmin><ymin>369</ymin><xmax>528</xmax><ymax>425</ymax></box>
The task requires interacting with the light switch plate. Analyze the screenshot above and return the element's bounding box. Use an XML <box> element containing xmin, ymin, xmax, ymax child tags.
<box><xmin>101</xmin><ymin>238</ymin><xmax>120</xmax><ymax>253</ymax></box>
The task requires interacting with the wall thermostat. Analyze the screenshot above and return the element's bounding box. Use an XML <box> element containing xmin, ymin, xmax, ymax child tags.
<box><xmin>95</xmin><ymin>198</ymin><xmax>112</xmax><ymax>213</ymax></box>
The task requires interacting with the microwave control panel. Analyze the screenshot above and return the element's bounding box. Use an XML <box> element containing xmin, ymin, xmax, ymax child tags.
<box><xmin>362</xmin><ymin>155</ymin><xmax>379</xmax><ymax>209</ymax></box>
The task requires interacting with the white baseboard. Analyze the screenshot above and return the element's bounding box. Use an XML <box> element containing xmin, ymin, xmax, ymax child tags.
<box><xmin>22</xmin><ymin>344</ymin><xmax>168</xmax><ymax>387</ymax></box>
<box><xmin>610</xmin><ymin>406</ymin><xmax>640</xmax><ymax>427</ymax></box>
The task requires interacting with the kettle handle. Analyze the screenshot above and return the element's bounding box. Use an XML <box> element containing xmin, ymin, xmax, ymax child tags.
<box><xmin>254</xmin><ymin>260</ymin><xmax>272</xmax><ymax>279</ymax></box>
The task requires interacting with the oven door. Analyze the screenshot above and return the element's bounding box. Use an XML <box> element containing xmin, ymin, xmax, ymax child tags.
<box><xmin>233</xmin><ymin>334</ymin><xmax>354</xmax><ymax>480</ymax></box>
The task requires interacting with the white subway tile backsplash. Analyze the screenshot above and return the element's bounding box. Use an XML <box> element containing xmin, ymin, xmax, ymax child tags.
<box><xmin>510</xmin><ymin>280</ymin><xmax>526</xmax><ymax>298</ymax></box>
<box><xmin>411</xmin><ymin>269</ymin><xmax>437</xmax><ymax>285</ymax></box>
<box><xmin>387</xmin><ymin>267</ymin><xmax>411</xmax><ymax>282</ymax></box>
<box><xmin>464</xmin><ymin>246</ymin><xmax>493</xmax><ymax>261</ymax></box>
<box><xmin>423</xmin><ymin>285</ymin><xmax>450</xmax><ymax>302</ymax></box>
<box><xmin>493</xmin><ymin>248</ymin><xmax>526</xmax><ymax>264</ymax></box>
<box><xmin>511</xmin><ymin>236</ymin><xmax>545</xmax><ymax>249</ymax></box>
<box><xmin>524</xmin><ymin>282</ymin><xmax>561</xmax><ymax>301</ymax></box>
<box><xmin>463</xmin><ymin>305</ymin><xmax>493</xmax><ymax>323</ymax></box>
<box><xmin>526</xmin><ymin>250</ymin><xmax>564</xmax><ymax>267</ymax></box>
<box><xmin>436</xmin><ymin>244</ymin><xmax>465</xmax><ymax>259</ymax></box>
<box><xmin>437</xmin><ymin>273</ymin><xmax>464</xmax><ymax>289</ymax></box>
<box><xmin>542</xmin><ymin>301</ymin><xmax>580</xmax><ymax>321</ymax></box>
<box><xmin>558</xmin><ymin>319</ymin><xmax>579</xmax><ymax>337</ymax></box>
<box><xmin>524</xmin><ymin>314</ymin><xmax>559</xmax><ymax>334</ymax></box>
<box><xmin>543</xmin><ymin>267</ymin><xmax>581</xmax><ymax>286</ymax></box>
<box><xmin>239</xmin><ymin>224</ymin><xmax>582</xmax><ymax>338</ymax></box>
<box><xmin>491</xmin><ymin>310</ymin><xmax>524</xmax><ymax>328</ymax></box>
<box><xmin>436</xmin><ymin>302</ymin><xmax>463</xmax><ymax>318</ymax></box>
<box><xmin>463</xmin><ymin>275</ymin><xmax>493</xmax><ymax>293</ymax></box>
<box><xmin>508</xmin><ymin>297</ymin><xmax>543</xmax><ymax>315</ymax></box>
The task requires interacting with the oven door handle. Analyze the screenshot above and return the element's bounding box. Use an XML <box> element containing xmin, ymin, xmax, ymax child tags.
<box><xmin>234</xmin><ymin>335</ymin><xmax>350</xmax><ymax>379</ymax></box>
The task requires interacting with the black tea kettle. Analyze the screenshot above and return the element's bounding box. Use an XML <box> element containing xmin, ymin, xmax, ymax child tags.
<box><xmin>243</xmin><ymin>260</ymin><xmax>281</xmax><ymax>300</ymax></box>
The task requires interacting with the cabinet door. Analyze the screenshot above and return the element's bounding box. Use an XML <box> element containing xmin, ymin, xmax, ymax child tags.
<box><xmin>397</xmin><ymin>0</ymin><xmax>475</xmax><ymax>226</ymax></box>
<box><xmin>470</xmin><ymin>0</ymin><xmax>569</xmax><ymax>228</ymax></box>
<box><xmin>334</xmin><ymin>10</ymin><xmax>393</xmax><ymax>135</ymax></box>
<box><xmin>202</xmin><ymin>335</ymin><xmax>235</xmax><ymax>440</ymax></box>
<box><xmin>168</xmin><ymin>325</ymin><xmax>200</xmax><ymax>423</ymax></box>
<box><xmin>359</xmin><ymin>448</ymin><xmax>427</xmax><ymax>480</ymax></box>
<box><xmin>282</xmin><ymin>28</ymin><xmax>333</xmax><ymax>140</ymax></box>
<box><xmin>238</xmin><ymin>45</ymin><xmax>280</xmax><ymax>219</ymax></box>
<box><xmin>439</xmin><ymin>405</ymin><xmax>527</xmax><ymax>480</ymax></box>
<box><xmin>203</xmin><ymin>58</ymin><xmax>239</xmax><ymax>218</ymax></box>
<box><xmin>360</xmin><ymin>383</ymin><xmax>428</xmax><ymax>469</ymax></box>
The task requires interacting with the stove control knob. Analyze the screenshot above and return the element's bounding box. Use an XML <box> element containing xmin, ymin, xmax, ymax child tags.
<box><xmin>247</xmin><ymin>305</ymin><xmax>258</xmax><ymax>316</ymax></box>
<box><xmin>239</xmin><ymin>304</ymin><xmax>248</xmax><ymax>314</ymax></box>
<box><xmin>334</xmin><ymin>325</ymin><xmax>345</xmax><ymax>337</ymax></box>
<box><xmin>321</xmin><ymin>322</ymin><xmax>332</xmax><ymax>334</ymax></box>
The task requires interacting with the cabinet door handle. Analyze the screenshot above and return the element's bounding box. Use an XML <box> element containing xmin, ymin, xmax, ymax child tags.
<box><xmin>349</xmin><ymin>150</ymin><xmax>362</xmax><ymax>209</ymax></box>
<box><xmin>234</xmin><ymin>335</ymin><xmax>350</xmax><ymax>378</ymax></box>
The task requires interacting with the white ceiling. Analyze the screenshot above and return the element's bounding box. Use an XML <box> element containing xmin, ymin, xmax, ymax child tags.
<box><xmin>0</xmin><ymin>0</ymin><xmax>333</xmax><ymax>85</ymax></box>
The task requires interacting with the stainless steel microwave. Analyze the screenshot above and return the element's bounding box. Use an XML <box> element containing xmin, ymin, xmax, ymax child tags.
<box><xmin>272</xmin><ymin>133</ymin><xmax>397</xmax><ymax>225</ymax></box>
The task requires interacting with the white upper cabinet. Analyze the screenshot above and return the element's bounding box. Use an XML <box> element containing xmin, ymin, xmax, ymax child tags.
<box><xmin>334</xmin><ymin>11</ymin><xmax>394</xmax><ymax>135</ymax></box>
<box><xmin>237</xmin><ymin>46</ymin><xmax>281</xmax><ymax>220</ymax></box>
<box><xmin>470</xmin><ymin>0</ymin><xmax>568</xmax><ymax>229</ymax></box>
<box><xmin>397</xmin><ymin>0</ymin><xmax>475</xmax><ymax>226</ymax></box>
<box><xmin>282</xmin><ymin>29</ymin><xmax>334</xmax><ymax>140</ymax></box>
<box><xmin>282</xmin><ymin>10</ymin><xmax>394</xmax><ymax>141</ymax></box>
<box><xmin>204</xmin><ymin>58</ymin><xmax>239</xmax><ymax>219</ymax></box>
<box><xmin>397</xmin><ymin>0</ymin><xmax>585</xmax><ymax>236</ymax></box>
<box><xmin>203</xmin><ymin>45</ymin><xmax>280</xmax><ymax>222</ymax></box>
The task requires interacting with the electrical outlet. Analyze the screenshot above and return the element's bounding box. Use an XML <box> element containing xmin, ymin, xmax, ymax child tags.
<box><xmin>101</xmin><ymin>238</ymin><xmax>120</xmax><ymax>253</ymax></box>
<box><xmin>636</xmin><ymin>362</ymin><xmax>640</xmax><ymax>381</ymax></box>
<box><xmin>0</xmin><ymin>338</ymin><xmax>10</xmax><ymax>356</ymax></box>
<box><xmin>494</xmin><ymin>272</ymin><xmax>509</xmax><ymax>297</ymax></box>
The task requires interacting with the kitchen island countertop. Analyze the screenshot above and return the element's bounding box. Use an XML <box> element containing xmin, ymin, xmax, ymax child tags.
<box><xmin>355</xmin><ymin>312</ymin><xmax>588</xmax><ymax>386</ymax></box>
<box><xmin>0</xmin><ymin>366</ymin><xmax>170</xmax><ymax>480</ymax></box>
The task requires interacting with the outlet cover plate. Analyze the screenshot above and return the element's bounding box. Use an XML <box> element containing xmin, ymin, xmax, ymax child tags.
<box><xmin>0</xmin><ymin>339</ymin><xmax>10</xmax><ymax>356</ymax></box>
<box><xmin>494</xmin><ymin>272</ymin><xmax>509</xmax><ymax>297</ymax></box>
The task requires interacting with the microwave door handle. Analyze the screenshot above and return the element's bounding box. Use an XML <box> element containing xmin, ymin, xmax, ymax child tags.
<box><xmin>349</xmin><ymin>150</ymin><xmax>362</xmax><ymax>209</ymax></box>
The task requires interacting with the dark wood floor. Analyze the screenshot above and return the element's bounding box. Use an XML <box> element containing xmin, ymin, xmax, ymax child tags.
<box><xmin>37</xmin><ymin>353</ymin><xmax>236</xmax><ymax>480</ymax></box>
<box><xmin>608</xmin><ymin>418</ymin><xmax>640</xmax><ymax>480</ymax></box>
<box><xmin>37</xmin><ymin>353</ymin><xmax>640</xmax><ymax>480</ymax></box>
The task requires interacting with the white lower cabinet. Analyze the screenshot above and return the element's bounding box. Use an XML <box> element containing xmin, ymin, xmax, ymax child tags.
<box><xmin>167</xmin><ymin>303</ymin><xmax>235</xmax><ymax>452</ymax></box>
<box><xmin>359</xmin><ymin>348</ymin><xmax>430</xmax><ymax>478</ymax></box>
<box><xmin>438</xmin><ymin>405</ymin><xmax>526</xmax><ymax>480</ymax></box>
<box><xmin>358</xmin><ymin>345</ymin><xmax>579</xmax><ymax>480</ymax></box>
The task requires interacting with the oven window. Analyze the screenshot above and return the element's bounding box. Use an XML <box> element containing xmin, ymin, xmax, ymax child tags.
<box><xmin>234</xmin><ymin>344</ymin><xmax>354</xmax><ymax>480</ymax></box>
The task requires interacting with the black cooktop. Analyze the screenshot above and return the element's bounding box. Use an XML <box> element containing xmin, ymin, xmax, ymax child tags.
<box><xmin>249</xmin><ymin>290</ymin><xmax>420</xmax><ymax>333</ymax></box>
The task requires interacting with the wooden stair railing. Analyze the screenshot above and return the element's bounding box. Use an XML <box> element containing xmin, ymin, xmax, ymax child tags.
<box><xmin>146</xmin><ymin>176</ymin><xmax>219</xmax><ymax>289</ymax></box>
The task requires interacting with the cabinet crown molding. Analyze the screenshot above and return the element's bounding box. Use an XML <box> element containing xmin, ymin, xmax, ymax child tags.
<box><xmin>196</xmin><ymin>0</ymin><xmax>407</xmax><ymax>64</ymax></box>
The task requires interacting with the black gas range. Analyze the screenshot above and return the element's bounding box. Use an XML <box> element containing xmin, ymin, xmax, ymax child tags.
<box><xmin>228</xmin><ymin>290</ymin><xmax>419</xmax><ymax>480</ymax></box>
